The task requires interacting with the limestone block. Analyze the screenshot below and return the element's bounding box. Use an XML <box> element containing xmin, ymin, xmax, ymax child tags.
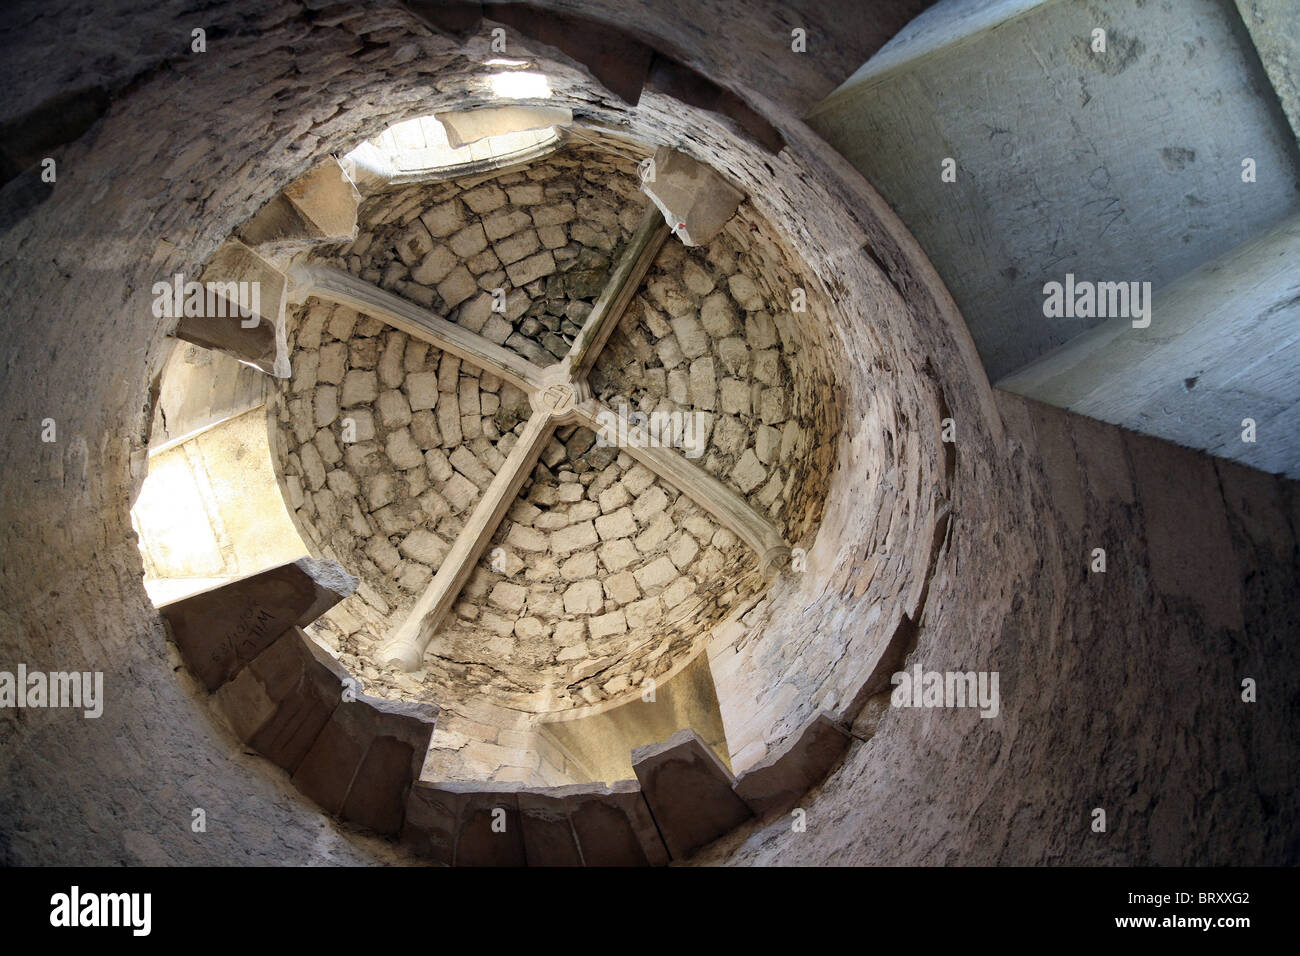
<box><xmin>442</xmin><ymin>472</ymin><xmax>477</xmax><ymax>513</ymax></box>
<box><xmin>461</xmin><ymin>184</ymin><xmax>508</xmax><ymax>214</ymax></box>
<box><xmin>495</xmin><ymin>228</ymin><xmax>540</xmax><ymax>265</ymax></box>
<box><xmin>599</xmin><ymin>484</ymin><xmax>631</xmax><ymax>513</ymax></box>
<box><xmin>598</xmin><ymin>538</ymin><xmax>640</xmax><ymax>572</ymax></box>
<box><xmin>661</xmin><ymin>577</ymin><xmax>696</xmax><ymax>609</ymax></box>
<box><xmin>448</xmin><ymin>222</ymin><xmax>488</xmax><ymax>258</ymax></box>
<box><xmin>603</xmin><ymin>571</ymin><xmax>640</xmax><ymax>605</ymax></box>
<box><xmin>754</xmin><ymin>424</ymin><xmax>780</xmax><ymax>464</ymax></box>
<box><xmin>507</xmin><ymin>183</ymin><xmax>545</xmax><ymax>205</ymax></box>
<box><xmin>564</xmin><ymin>579</ymin><xmax>604</xmax><ymax>615</ymax></box>
<box><xmin>670</xmin><ymin>315</ymin><xmax>709</xmax><ymax>358</ymax></box>
<box><xmin>758</xmin><ymin>386</ymin><xmax>786</xmax><ymax>424</ymax></box>
<box><xmin>731</xmin><ymin>449</ymin><xmax>766</xmax><ymax>493</ymax></box>
<box><xmin>631</xmin><ymin>728</ymin><xmax>752</xmax><ymax>860</ymax></box>
<box><xmin>316</xmin><ymin>341</ymin><xmax>347</xmax><ymax>384</ymax></box>
<box><xmin>551</xmin><ymin>520</ymin><xmax>599</xmax><ymax>555</ymax></box>
<box><xmin>689</xmin><ymin>357</ymin><xmax>717</xmax><ymax>410</ymax></box>
<box><xmin>489</xmin><ymin>581</ymin><xmax>528</xmax><ymax>613</ymax></box>
<box><xmin>420</xmin><ymin>201</ymin><xmax>465</xmax><ymax>238</ymax></box>
<box><xmin>446</xmin><ymin>450</ymin><xmax>490</xmax><ymax>495</ymax></box>
<box><xmin>377</xmin><ymin>388</ymin><xmax>412</xmax><ymax>428</ymax></box>
<box><xmin>531</xmin><ymin>202</ymin><xmax>575</xmax><ymax>227</ymax></box>
<box><xmin>484</xmin><ymin>209</ymin><xmax>533</xmax><ymax>241</ymax></box>
<box><xmin>719</xmin><ymin>377</ymin><xmax>751</xmax><ymax>416</ymax></box>
<box><xmin>631</xmin><ymin>486</ymin><xmax>669</xmax><ymax>523</ymax></box>
<box><xmin>437</xmin><ymin>265</ymin><xmax>478</xmax><ymax>308</ymax></box>
<box><xmin>300</xmin><ymin>441</ymin><xmax>327</xmax><ymax>490</ymax></box>
<box><xmin>411</xmin><ymin>244</ymin><xmax>457</xmax><ymax>285</ymax></box>
<box><xmin>467</xmin><ymin>247</ymin><xmax>501</xmax><ymax>277</ymax></box>
<box><xmin>396</xmin><ymin>562</ymin><xmax>433</xmax><ymax>592</ymax></box>
<box><xmin>506</xmin><ymin>523</ymin><xmax>548</xmax><ymax>552</ymax></box>
<box><xmin>404</xmin><ymin>370</ymin><xmax>439</xmax><ymax>411</ymax></box>
<box><xmin>588</xmin><ymin>610</ymin><xmax>627</xmax><ymax>641</ymax></box>
<box><xmin>727</xmin><ymin>273</ymin><xmax>764</xmax><ymax>311</ymax></box>
<box><xmin>377</xmin><ymin>333</ymin><xmax>406</xmax><ymax>388</ymax></box>
<box><xmin>160</xmin><ymin>558</ymin><xmax>357</xmax><ymax>691</ymax></box>
<box><xmin>386</xmin><ymin>428</ymin><xmax>425</xmax><ymax>470</ymax></box>
<box><xmin>595</xmin><ymin>507</ymin><xmax>637</xmax><ymax>541</ymax></box>
<box><xmin>625</xmin><ymin>597</ymin><xmax>663</xmax><ymax>629</ymax></box>
<box><xmin>366</xmin><ymin>537</ymin><xmax>401</xmax><ymax>573</ymax></box>
<box><xmin>349</xmin><ymin>338</ymin><xmax>379</xmax><ymax>369</ymax></box>
<box><xmin>682</xmin><ymin>259</ymin><xmax>715</xmax><ymax>296</ymax></box>
<box><xmin>340</xmin><ymin>369</ymin><xmax>378</xmax><ymax>406</ymax></box>
<box><xmin>505</xmin><ymin>250</ymin><xmax>556</xmax><ymax>286</ymax></box>
<box><xmin>399</xmin><ymin>528</ymin><xmax>448</xmax><ymax>565</ymax></box>
<box><xmin>281</xmin><ymin>157</ymin><xmax>360</xmax><ymax>241</ymax></box>
<box><xmin>641</xmin><ymin>147</ymin><xmax>745</xmax><ymax>246</ymax></box>
<box><xmin>668</xmin><ymin>534</ymin><xmax>699</xmax><ymax>570</ymax></box>
<box><xmin>560</xmin><ymin>551</ymin><xmax>599</xmax><ymax>581</ymax></box>
<box><xmin>733</xmin><ymin>713</ymin><xmax>851</xmax><ymax>818</ymax></box>
<box><xmin>424</xmin><ymin>448</ymin><xmax>454</xmax><ymax>484</ymax></box>
<box><xmin>396</xmin><ymin>221</ymin><xmax>435</xmax><ymax>267</ymax></box>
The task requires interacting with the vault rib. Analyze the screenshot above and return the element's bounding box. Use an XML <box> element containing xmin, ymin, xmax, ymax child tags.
<box><xmin>573</xmin><ymin>398</ymin><xmax>790</xmax><ymax>579</ymax></box>
<box><xmin>289</xmin><ymin>262</ymin><xmax>548</xmax><ymax>393</ymax></box>
<box><xmin>379</xmin><ymin>407</ymin><xmax>556</xmax><ymax>670</ymax></box>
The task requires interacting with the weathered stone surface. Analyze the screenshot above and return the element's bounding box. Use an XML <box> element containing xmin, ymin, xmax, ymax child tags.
<box><xmin>404</xmin><ymin>782</ymin><xmax>527</xmax><ymax>865</ymax></box>
<box><xmin>640</xmin><ymin>147</ymin><xmax>745</xmax><ymax>246</ymax></box>
<box><xmin>631</xmin><ymin>729</ymin><xmax>752</xmax><ymax>860</ymax></box>
<box><xmin>516</xmin><ymin>785</ymin><xmax>584</xmax><ymax>866</ymax></box>
<box><xmin>1125</xmin><ymin>430</ymin><xmax>1245</xmax><ymax>631</ymax></box>
<box><xmin>566</xmin><ymin>780</ymin><xmax>669</xmax><ymax>866</ymax></box>
<box><xmin>281</xmin><ymin>156</ymin><xmax>360</xmax><ymax>240</ymax></box>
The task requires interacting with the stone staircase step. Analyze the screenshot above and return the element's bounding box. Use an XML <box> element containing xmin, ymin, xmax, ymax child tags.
<box><xmin>733</xmin><ymin>712</ymin><xmax>851</xmax><ymax>818</ymax></box>
<box><xmin>214</xmin><ymin>625</ymin><xmax>350</xmax><ymax>773</ymax></box>
<box><xmin>631</xmin><ymin>728</ymin><xmax>752</xmax><ymax>860</ymax></box>
<box><xmin>159</xmin><ymin>557</ymin><xmax>355</xmax><ymax>691</ymax></box>
<box><xmin>292</xmin><ymin>690</ymin><xmax>437</xmax><ymax>836</ymax></box>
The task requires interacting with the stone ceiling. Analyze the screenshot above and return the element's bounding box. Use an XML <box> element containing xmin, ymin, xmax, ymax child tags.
<box><xmin>268</xmin><ymin>136</ymin><xmax>841</xmax><ymax>719</ymax></box>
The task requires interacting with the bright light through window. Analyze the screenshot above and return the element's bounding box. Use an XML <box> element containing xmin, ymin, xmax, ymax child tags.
<box><xmin>489</xmin><ymin>71</ymin><xmax>551</xmax><ymax>99</ymax></box>
<box><xmin>346</xmin><ymin>113</ymin><xmax>560</xmax><ymax>182</ymax></box>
